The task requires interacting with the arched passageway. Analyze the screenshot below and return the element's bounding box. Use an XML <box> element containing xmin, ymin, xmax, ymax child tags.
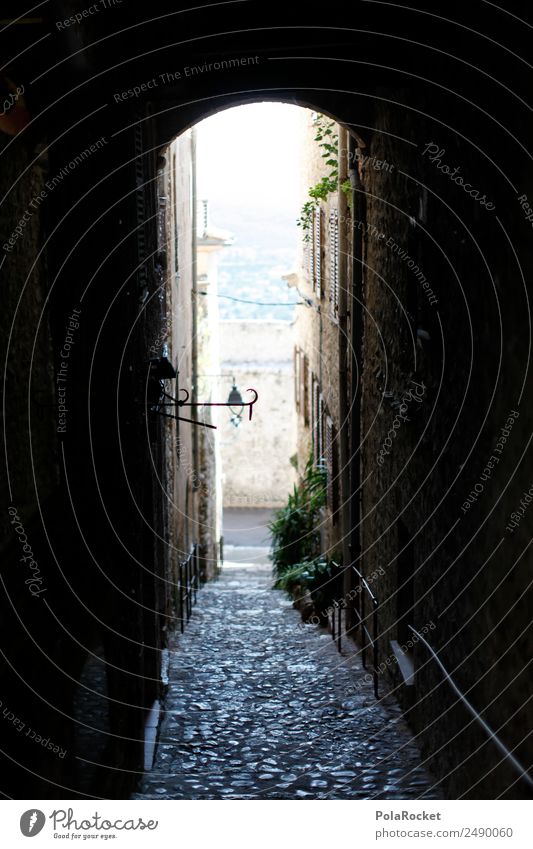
<box><xmin>0</xmin><ymin>2</ymin><xmax>532</xmax><ymax>805</ymax></box>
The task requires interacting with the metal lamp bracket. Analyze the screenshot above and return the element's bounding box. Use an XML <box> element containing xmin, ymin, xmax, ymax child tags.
<box><xmin>146</xmin><ymin>357</ymin><xmax>258</xmax><ymax>430</ymax></box>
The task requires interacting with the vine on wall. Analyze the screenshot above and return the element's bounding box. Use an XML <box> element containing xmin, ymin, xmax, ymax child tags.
<box><xmin>297</xmin><ymin>114</ymin><xmax>352</xmax><ymax>242</ymax></box>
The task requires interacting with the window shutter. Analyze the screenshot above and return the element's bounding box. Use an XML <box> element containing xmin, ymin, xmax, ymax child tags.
<box><xmin>311</xmin><ymin>375</ymin><xmax>318</xmax><ymax>461</ymax></box>
<box><xmin>303</xmin><ymin>237</ymin><xmax>311</xmax><ymax>282</ymax></box>
<box><xmin>314</xmin><ymin>207</ymin><xmax>322</xmax><ymax>297</ymax></box>
<box><xmin>302</xmin><ymin>355</ymin><xmax>310</xmax><ymax>426</ymax></box>
<box><xmin>318</xmin><ymin>394</ymin><xmax>325</xmax><ymax>462</ymax></box>
<box><xmin>294</xmin><ymin>347</ymin><xmax>301</xmax><ymax>410</ymax></box>
<box><xmin>325</xmin><ymin>415</ymin><xmax>339</xmax><ymax>520</ymax></box>
<box><xmin>305</xmin><ymin>212</ymin><xmax>315</xmax><ymax>284</ymax></box>
<box><xmin>326</xmin><ymin>416</ymin><xmax>333</xmax><ymax>506</ymax></box>
<box><xmin>173</xmin><ymin>153</ymin><xmax>179</xmax><ymax>272</ymax></box>
<box><xmin>329</xmin><ymin>208</ymin><xmax>339</xmax><ymax>320</ymax></box>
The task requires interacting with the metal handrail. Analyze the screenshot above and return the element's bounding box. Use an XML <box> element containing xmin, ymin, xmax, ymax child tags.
<box><xmin>409</xmin><ymin>626</ymin><xmax>533</xmax><ymax>791</ymax></box>
<box><xmin>349</xmin><ymin>564</ymin><xmax>379</xmax><ymax>698</ymax></box>
<box><xmin>328</xmin><ymin>561</ymin><xmax>344</xmax><ymax>653</ymax></box>
<box><xmin>325</xmin><ymin>561</ymin><xmax>379</xmax><ymax>697</ymax></box>
<box><xmin>179</xmin><ymin>543</ymin><xmax>199</xmax><ymax>633</ymax></box>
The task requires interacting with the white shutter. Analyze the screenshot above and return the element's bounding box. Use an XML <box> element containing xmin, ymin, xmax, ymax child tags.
<box><xmin>314</xmin><ymin>207</ymin><xmax>322</xmax><ymax>297</ymax></box>
<box><xmin>329</xmin><ymin>208</ymin><xmax>339</xmax><ymax>320</ymax></box>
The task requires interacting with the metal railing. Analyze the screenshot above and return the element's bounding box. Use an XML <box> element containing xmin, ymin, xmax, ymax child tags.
<box><xmin>325</xmin><ymin>562</ymin><xmax>379</xmax><ymax>698</ymax></box>
<box><xmin>328</xmin><ymin>561</ymin><xmax>344</xmax><ymax>653</ymax></box>
<box><xmin>178</xmin><ymin>543</ymin><xmax>199</xmax><ymax>633</ymax></box>
<box><xmin>410</xmin><ymin>626</ymin><xmax>533</xmax><ymax>791</ymax></box>
<box><xmin>349</xmin><ymin>564</ymin><xmax>380</xmax><ymax>698</ymax></box>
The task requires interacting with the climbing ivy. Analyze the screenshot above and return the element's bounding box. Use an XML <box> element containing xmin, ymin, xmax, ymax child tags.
<box><xmin>297</xmin><ymin>114</ymin><xmax>353</xmax><ymax>242</ymax></box>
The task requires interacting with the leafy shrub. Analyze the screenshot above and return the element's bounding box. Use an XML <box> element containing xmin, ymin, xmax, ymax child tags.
<box><xmin>274</xmin><ymin>556</ymin><xmax>342</xmax><ymax>623</ymax></box>
<box><xmin>274</xmin><ymin>562</ymin><xmax>308</xmax><ymax>593</ymax></box>
<box><xmin>269</xmin><ymin>454</ymin><xmax>326</xmax><ymax>579</ymax></box>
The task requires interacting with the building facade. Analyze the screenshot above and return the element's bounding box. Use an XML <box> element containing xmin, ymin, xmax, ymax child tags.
<box><xmin>292</xmin><ymin>106</ymin><xmax>533</xmax><ymax>799</ymax></box>
<box><xmin>292</xmin><ymin>112</ymin><xmax>351</xmax><ymax>561</ymax></box>
<box><xmin>220</xmin><ymin>319</ymin><xmax>297</xmax><ymax>509</ymax></box>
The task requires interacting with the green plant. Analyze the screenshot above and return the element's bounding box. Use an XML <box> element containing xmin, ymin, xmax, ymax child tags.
<box><xmin>274</xmin><ymin>555</ymin><xmax>341</xmax><ymax>622</ymax></box>
<box><xmin>297</xmin><ymin>115</ymin><xmax>353</xmax><ymax>241</ymax></box>
<box><xmin>269</xmin><ymin>454</ymin><xmax>326</xmax><ymax>577</ymax></box>
<box><xmin>306</xmin><ymin>557</ymin><xmax>341</xmax><ymax>614</ymax></box>
<box><xmin>341</xmin><ymin>177</ymin><xmax>353</xmax><ymax>208</ymax></box>
<box><xmin>274</xmin><ymin>562</ymin><xmax>308</xmax><ymax>593</ymax></box>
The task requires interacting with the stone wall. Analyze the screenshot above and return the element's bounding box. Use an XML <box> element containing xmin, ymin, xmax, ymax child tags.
<box><xmin>293</xmin><ymin>110</ymin><xmax>347</xmax><ymax>556</ymax></box>
<box><xmin>287</xmin><ymin>96</ymin><xmax>533</xmax><ymax>799</ymax></box>
<box><xmin>0</xmin><ymin>138</ymin><xmax>58</xmax><ymax>552</ymax></box>
<box><xmin>195</xmin><ymin>218</ymin><xmax>225</xmax><ymax>578</ymax></box>
<box><xmin>165</xmin><ymin>131</ymin><xmax>197</xmax><ymax>576</ymax></box>
<box><xmin>358</xmin><ymin>97</ymin><xmax>533</xmax><ymax>799</ymax></box>
<box><xmin>219</xmin><ymin>320</ymin><xmax>297</xmax><ymax>508</ymax></box>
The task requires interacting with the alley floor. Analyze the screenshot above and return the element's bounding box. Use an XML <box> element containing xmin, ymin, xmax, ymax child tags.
<box><xmin>134</xmin><ymin>560</ymin><xmax>442</xmax><ymax>800</ymax></box>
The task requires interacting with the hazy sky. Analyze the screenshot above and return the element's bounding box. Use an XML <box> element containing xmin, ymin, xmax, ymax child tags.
<box><xmin>196</xmin><ymin>102</ymin><xmax>307</xmax><ymax>215</ymax></box>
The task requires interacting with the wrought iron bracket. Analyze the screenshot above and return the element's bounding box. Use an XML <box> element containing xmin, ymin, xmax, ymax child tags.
<box><xmin>146</xmin><ymin>355</ymin><xmax>258</xmax><ymax>430</ymax></box>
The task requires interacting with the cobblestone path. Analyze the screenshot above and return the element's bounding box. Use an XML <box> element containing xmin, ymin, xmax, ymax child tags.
<box><xmin>135</xmin><ymin>563</ymin><xmax>441</xmax><ymax>800</ymax></box>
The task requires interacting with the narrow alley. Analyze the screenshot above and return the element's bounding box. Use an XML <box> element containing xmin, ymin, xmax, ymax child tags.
<box><xmin>136</xmin><ymin>557</ymin><xmax>438</xmax><ymax>800</ymax></box>
<box><xmin>1</xmin><ymin>1</ymin><xmax>532</xmax><ymax>823</ymax></box>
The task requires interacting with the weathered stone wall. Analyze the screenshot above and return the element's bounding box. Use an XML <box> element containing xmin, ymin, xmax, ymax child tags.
<box><xmin>165</xmin><ymin>131</ymin><xmax>222</xmax><ymax>581</ymax></box>
<box><xmin>0</xmin><ymin>139</ymin><xmax>58</xmax><ymax>551</ymax></box>
<box><xmin>195</xmin><ymin>237</ymin><xmax>224</xmax><ymax>579</ymax></box>
<box><xmin>287</xmin><ymin>94</ymin><xmax>533</xmax><ymax>799</ymax></box>
<box><xmin>359</xmin><ymin>97</ymin><xmax>533</xmax><ymax>799</ymax></box>
<box><xmin>220</xmin><ymin>320</ymin><xmax>297</xmax><ymax>508</ymax></box>
<box><xmin>293</xmin><ymin>110</ymin><xmax>345</xmax><ymax>555</ymax></box>
<box><xmin>0</xmin><ymin>133</ymin><xmax>69</xmax><ymax>797</ymax></box>
<box><xmin>165</xmin><ymin>131</ymin><xmax>197</xmax><ymax>576</ymax></box>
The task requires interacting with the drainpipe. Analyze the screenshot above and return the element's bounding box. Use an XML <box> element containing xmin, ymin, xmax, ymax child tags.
<box><xmin>348</xmin><ymin>133</ymin><xmax>365</xmax><ymax>630</ymax></box>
